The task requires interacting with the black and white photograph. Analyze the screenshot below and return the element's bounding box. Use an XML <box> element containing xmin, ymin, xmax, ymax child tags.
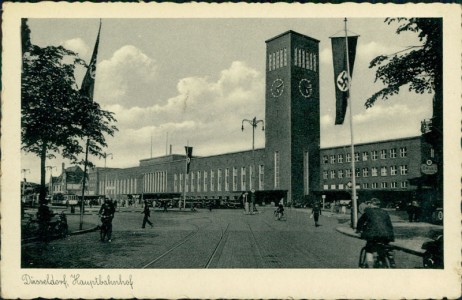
<box><xmin>2</xmin><ymin>2</ymin><xmax>461</xmax><ymax>299</ymax></box>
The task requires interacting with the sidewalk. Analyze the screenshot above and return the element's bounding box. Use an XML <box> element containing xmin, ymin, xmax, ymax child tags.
<box><xmin>290</xmin><ymin>207</ymin><xmax>442</xmax><ymax>256</ymax></box>
<box><xmin>333</xmin><ymin>210</ymin><xmax>443</xmax><ymax>257</ymax></box>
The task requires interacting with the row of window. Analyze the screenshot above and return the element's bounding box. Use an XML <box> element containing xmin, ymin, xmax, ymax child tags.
<box><xmin>323</xmin><ymin>147</ymin><xmax>408</xmax><ymax>164</ymax></box>
<box><xmin>268</xmin><ymin>48</ymin><xmax>318</xmax><ymax>72</ymax></box>
<box><xmin>322</xmin><ymin>165</ymin><xmax>408</xmax><ymax>179</ymax></box>
<box><xmin>174</xmin><ymin>166</ymin><xmax>265</xmax><ymax>193</ymax></box>
<box><xmin>323</xmin><ymin>181</ymin><xmax>409</xmax><ymax>190</ymax></box>
<box><xmin>294</xmin><ymin>48</ymin><xmax>317</xmax><ymax>71</ymax></box>
<box><xmin>101</xmin><ymin>178</ymin><xmax>139</xmax><ymax>195</ymax></box>
<box><xmin>268</xmin><ymin>48</ymin><xmax>288</xmax><ymax>71</ymax></box>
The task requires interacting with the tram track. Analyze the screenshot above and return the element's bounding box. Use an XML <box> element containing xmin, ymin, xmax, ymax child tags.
<box><xmin>141</xmin><ymin>223</ymin><xmax>201</xmax><ymax>269</ymax></box>
<box><xmin>141</xmin><ymin>216</ymin><xmax>230</xmax><ymax>269</ymax></box>
<box><xmin>246</xmin><ymin>222</ymin><xmax>266</xmax><ymax>268</ymax></box>
<box><xmin>204</xmin><ymin>223</ymin><xmax>230</xmax><ymax>268</ymax></box>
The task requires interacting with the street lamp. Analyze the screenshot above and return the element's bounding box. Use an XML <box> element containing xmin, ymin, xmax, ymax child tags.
<box><xmin>241</xmin><ymin>117</ymin><xmax>264</xmax><ymax>213</ymax></box>
<box><xmin>21</xmin><ymin>169</ymin><xmax>30</xmax><ymax>219</ymax></box>
<box><xmin>102</xmin><ymin>152</ymin><xmax>113</xmax><ymax>200</ymax></box>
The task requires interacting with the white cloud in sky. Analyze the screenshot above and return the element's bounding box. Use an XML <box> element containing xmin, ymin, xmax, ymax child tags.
<box><xmin>96</xmin><ymin>45</ymin><xmax>158</xmax><ymax>105</ymax></box>
<box><xmin>321</xmin><ymin>96</ymin><xmax>432</xmax><ymax>148</ymax></box>
<box><xmin>100</xmin><ymin>60</ymin><xmax>265</xmax><ymax>167</ymax></box>
<box><xmin>62</xmin><ymin>38</ymin><xmax>89</xmax><ymax>57</ymax></box>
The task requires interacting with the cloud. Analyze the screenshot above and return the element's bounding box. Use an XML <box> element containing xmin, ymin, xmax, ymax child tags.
<box><xmin>99</xmin><ymin>61</ymin><xmax>265</xmax><ymax>167</ymax></box>
<box><xmin>62</xmin><ymin>38</ymin><xmax>90</xmax><ymax>57</ymax></box>
<box><xmin>95</xmin><ymin>45</ymin><xmax>158</xmax><ymax>105</ymax></box>
<box><xmin>321</xmin><ymin>96</ymin><xmax>432</xmax><ymax>148</ymax></box>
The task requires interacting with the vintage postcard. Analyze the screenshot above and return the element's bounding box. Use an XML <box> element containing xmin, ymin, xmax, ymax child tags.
<box><xmin>2</xmin><ymin>2</ymin><xmax>461</xmax><ymax>299</ymax></box>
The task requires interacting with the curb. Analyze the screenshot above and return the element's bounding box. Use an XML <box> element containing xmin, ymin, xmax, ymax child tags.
<box><xmin>22</xmin><ymin>226</ymin><xmax>99</xmax><ymax>244</ymax></box>
<box><xmin>69</xmin><ymin>226</ymin><xmax>100</xmax><ymax>235</ymax></box>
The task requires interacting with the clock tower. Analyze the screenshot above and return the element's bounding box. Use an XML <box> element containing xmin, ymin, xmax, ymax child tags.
<box><xmin>265</xmin><ymin>31</ymin><xmax>320</xmax><ymax>204</ymax></box>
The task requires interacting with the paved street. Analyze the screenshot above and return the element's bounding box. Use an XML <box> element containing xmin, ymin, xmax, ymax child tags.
<box><xmin>22</xmin><ymin>206</ymin><xmax>422</xmax><ymax>269</ymax></box>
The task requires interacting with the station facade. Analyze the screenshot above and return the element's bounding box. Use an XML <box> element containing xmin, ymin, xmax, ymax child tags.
<box><xmin>60</xmin><ymin>30</ymin><xmax>435</xmax><ymax>208</ymax></box>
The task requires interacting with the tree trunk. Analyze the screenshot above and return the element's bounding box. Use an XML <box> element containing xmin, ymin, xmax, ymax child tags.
<box><xmin>433</xmin><ymin>18</ymin><xmax>443</xmax><ymax>207</ymax></box>
<box><xmin>39</xmin><ymin>143</ymin><xmax>47</xmax><ymax>204</ymax></box>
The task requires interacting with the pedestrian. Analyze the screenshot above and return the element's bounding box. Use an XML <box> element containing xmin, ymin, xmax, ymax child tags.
<box><xmin>311</xmin><ymin>201</ymin><xmax>322</xmax><ymax>227</ymax></box>
<box><xmin>141</xmin><ymin>201</ymin><xmax>153</xmax><ymax>228</ymax></box>
<box><xmin>98</xmin><ymin>198</ymin><xmax>115</xmax><ymax>242</ymax></box>
<box><xmin>407</xmin><ymin>200</ymin><xmax>420</xmax><ymax>222</ymax></box>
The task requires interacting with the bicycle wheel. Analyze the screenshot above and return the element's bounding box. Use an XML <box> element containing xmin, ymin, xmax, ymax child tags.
<box><xmin>358</xmin><ymin>247</ymin><xmax>367</xmax><ymax>268</ymax></box>
<box><xmin>376</xmin><ymin>254</ymin><xmax>391</xmax><ymax>268</ymax></box>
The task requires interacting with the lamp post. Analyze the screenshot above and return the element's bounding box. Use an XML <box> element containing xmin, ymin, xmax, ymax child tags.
<box><xmin>241</xmin><ymin>117</ymin><xmax>264</xmax><ymax>214</ymax></box>
<box><xmin>102</xmin><ymin>152</ymin><xmax>113</xmax><ymax>201</ymax></box>
<box><xmin>46</xmin><ymin>166</ymin><xmax>57</xmax><ymax>202</ymax></box>
<box><xmin>21</xmin><ymin>169</ymin><xmax>30</xmax><ymax>217</ymax></box>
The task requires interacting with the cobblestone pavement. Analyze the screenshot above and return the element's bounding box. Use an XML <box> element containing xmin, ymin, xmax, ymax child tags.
<box><xmin>21</xmin><ymin>206</ymin><xmax>422</xmax><ymax>269</ymax></box>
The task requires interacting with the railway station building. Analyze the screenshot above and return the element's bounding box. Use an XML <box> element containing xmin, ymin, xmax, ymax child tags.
<box><xmin>77</xmin><ymin>30</ymin><xmax>436</xmax><ymax>212</ymax></box>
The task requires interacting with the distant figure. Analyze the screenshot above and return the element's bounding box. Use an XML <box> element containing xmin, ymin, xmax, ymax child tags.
<box><xmin>163</xmin><ymin>200</ymin><xmax>168</xmax><ymax>212</ymax></box>
<box><xmin>311</xmin><ymin>201</ymin><xmax>322</xmax><ymax>227</ymax></box>
<box><xmin>407</xmin><ymin>200</ymin><xmax>420</xmax><ymax>222</ymax></box>
<box><xmin>141</xmin><ymin>202</ymin><xmax>153</xmax><ymax>228</ymax></box>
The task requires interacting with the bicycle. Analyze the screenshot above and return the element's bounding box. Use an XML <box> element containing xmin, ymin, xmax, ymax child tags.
<box><xmin>99</xmin><ymin>214</ymin><xmax>113</xmax><ymax>242</ymax></box>
<box><xmin>274</xmin><ymin>209</ymin><xmax>284</xmax><ymax>221</ymax></box>
<box><xmin>358</xmin><ymin>242</ymin><xmax>395</xmax><ymax>268</ymax></box>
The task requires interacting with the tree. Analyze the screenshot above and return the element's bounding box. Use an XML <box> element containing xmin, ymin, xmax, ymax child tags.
<box><xmin>366</xmin><ymin>18</ymin><xmax>443</xmax><ymax>207</ymax></box>
<box><xmin>21</xmin><ymin>20</ymin><xmax>118</xmax><ymax>206</ymax></box>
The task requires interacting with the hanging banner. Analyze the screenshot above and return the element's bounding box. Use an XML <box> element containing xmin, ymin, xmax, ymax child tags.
<box><xmin>185</xmin><ymin>146</ymin><xmax>193</xmax><ymax>174</ymax></box>
<box><xmin>330</xmin><ymin>35</ymin><xmax>358</xmax><ymax>125</ymax></box>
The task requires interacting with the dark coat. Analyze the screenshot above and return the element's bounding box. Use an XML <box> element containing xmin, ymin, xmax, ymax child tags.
<box><xmin>99</xmin><ymin>202</ymin><xmax>115</xmax><ymax>217</ymax></box>
<box><xmin>357</xmin><ymin>207</ymin><xmax>394</xmax><ymax>242</ymax></box>
<box><xmin>143</xmin><ymin>206</ymin><xmax>151</xmax><ymax>217</ymax></box>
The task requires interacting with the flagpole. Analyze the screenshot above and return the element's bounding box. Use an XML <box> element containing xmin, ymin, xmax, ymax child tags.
<box><xmin>183</xmin><ymin>141</ymin><xmax>189</xmax><ymax>210</ymax></box>
<box><xmin>344</xmin><ymin>18</ymin><xmax>358</xmax><ymax>229</ymax></box>
<box><xmin>79</xmin><ymin>19</ymin><xmax>102</xmax><ymax>230</ymax></box>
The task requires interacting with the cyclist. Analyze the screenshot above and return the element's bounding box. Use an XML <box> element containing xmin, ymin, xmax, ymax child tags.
<box><xmin>98</xmin><ymin>198</ymin><xmax>115</xmax><ymax>242</ymax></box>
<box><xmin>356</xmin><ymin>198</ymin><xmax>395</xmax><ymax>268</ymax></box>
<box><xmin>275</xmin><ymin>203</ymin><xmax>284</xmax><ymax>220</ymax></box>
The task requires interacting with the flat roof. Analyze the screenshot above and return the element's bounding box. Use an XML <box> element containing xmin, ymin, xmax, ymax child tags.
<box><xmin>321</xmin><ymin>136</ymin><xmax>421</xmax><ymax>151</ymax></box>
<box><xmin>265</xmin><ymin>30</ymin><xmax>320</xmax><ymax>44</ymax></box>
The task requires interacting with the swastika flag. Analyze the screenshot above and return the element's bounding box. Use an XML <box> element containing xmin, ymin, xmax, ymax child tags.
<box><xmin>330</xmin><ymin>35</ymin><xmax>358</xmax><ymax>125</ymax></box>
<box><xmin>80</xmin><ymin>21</ymin><xmax>101</xmax><ymax>101</ymax></box>
<box><xmin>185</xmin><ymin>146</ymin><xmax>193</xmax><ymax>174</ymax></box>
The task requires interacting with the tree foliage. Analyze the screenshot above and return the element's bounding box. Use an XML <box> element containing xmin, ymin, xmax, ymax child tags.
<box><xmin>365</xmin><ymin>18</ymin><xmax>442</xmax><ymax>108</ymax></box>
<box><xmin>21</xmin><ymin>20</ymin><xmax>118</xmax><ymax>203</ymax></box>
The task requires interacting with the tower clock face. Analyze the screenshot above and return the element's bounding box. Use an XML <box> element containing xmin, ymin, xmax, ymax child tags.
<box><xmin>298</xmin><ymin>78</ymin><xmax>313</xmax><ymax>98</ymax></box>
<box><xmin>271</xmin><ymin>78</ymin><xmax>284</xmax><ymax>97</ymax></box>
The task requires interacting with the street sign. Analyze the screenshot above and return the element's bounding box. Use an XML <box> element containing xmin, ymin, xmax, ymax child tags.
<box><xmin>421</xmin><ymin>163</ymin><xmax>437</xmax><ymax>175</ymax></box>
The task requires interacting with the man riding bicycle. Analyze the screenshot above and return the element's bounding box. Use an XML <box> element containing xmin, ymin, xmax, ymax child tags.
<box><xmin>98</xmin><ymin>198</ymin><xmax>115</xmax><ymax>242</ymax></box>
<box><xmin>356</xmin><ymin>198</ymin><xmax>395</xmax><ymax>268</ymax></box>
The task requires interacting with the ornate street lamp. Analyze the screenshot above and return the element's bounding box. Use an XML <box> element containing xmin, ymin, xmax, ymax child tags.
<box><xmin>102</xmin><ymin>152</ymin><xmax>113</xmax><ymax>200</ymax></box>
<box><xmin>241</xmin><ymin>117</ymin><xmax>264</xmax><ymax>213</ymax></box>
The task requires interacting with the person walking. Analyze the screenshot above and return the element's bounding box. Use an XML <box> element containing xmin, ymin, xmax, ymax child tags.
<box><xmin>98</xmin><ymin>198</ymin><xmax>115</xmax><ymax>242</ymax></box>
<box><xmin>141</xmin><ymin>201</ymin><xmax>153</xmax><ymax>228</ymax></box>
<box><xmin>311</xmin><ymin>201</ymin><xmax>322</xmax><ymax>227</ymax></box>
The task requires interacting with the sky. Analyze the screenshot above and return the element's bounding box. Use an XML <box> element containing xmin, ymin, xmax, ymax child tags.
<box><xmin>21</xmin><ymin>18</ymin><xmax>433</xmax><ymax>183</ymax></box>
